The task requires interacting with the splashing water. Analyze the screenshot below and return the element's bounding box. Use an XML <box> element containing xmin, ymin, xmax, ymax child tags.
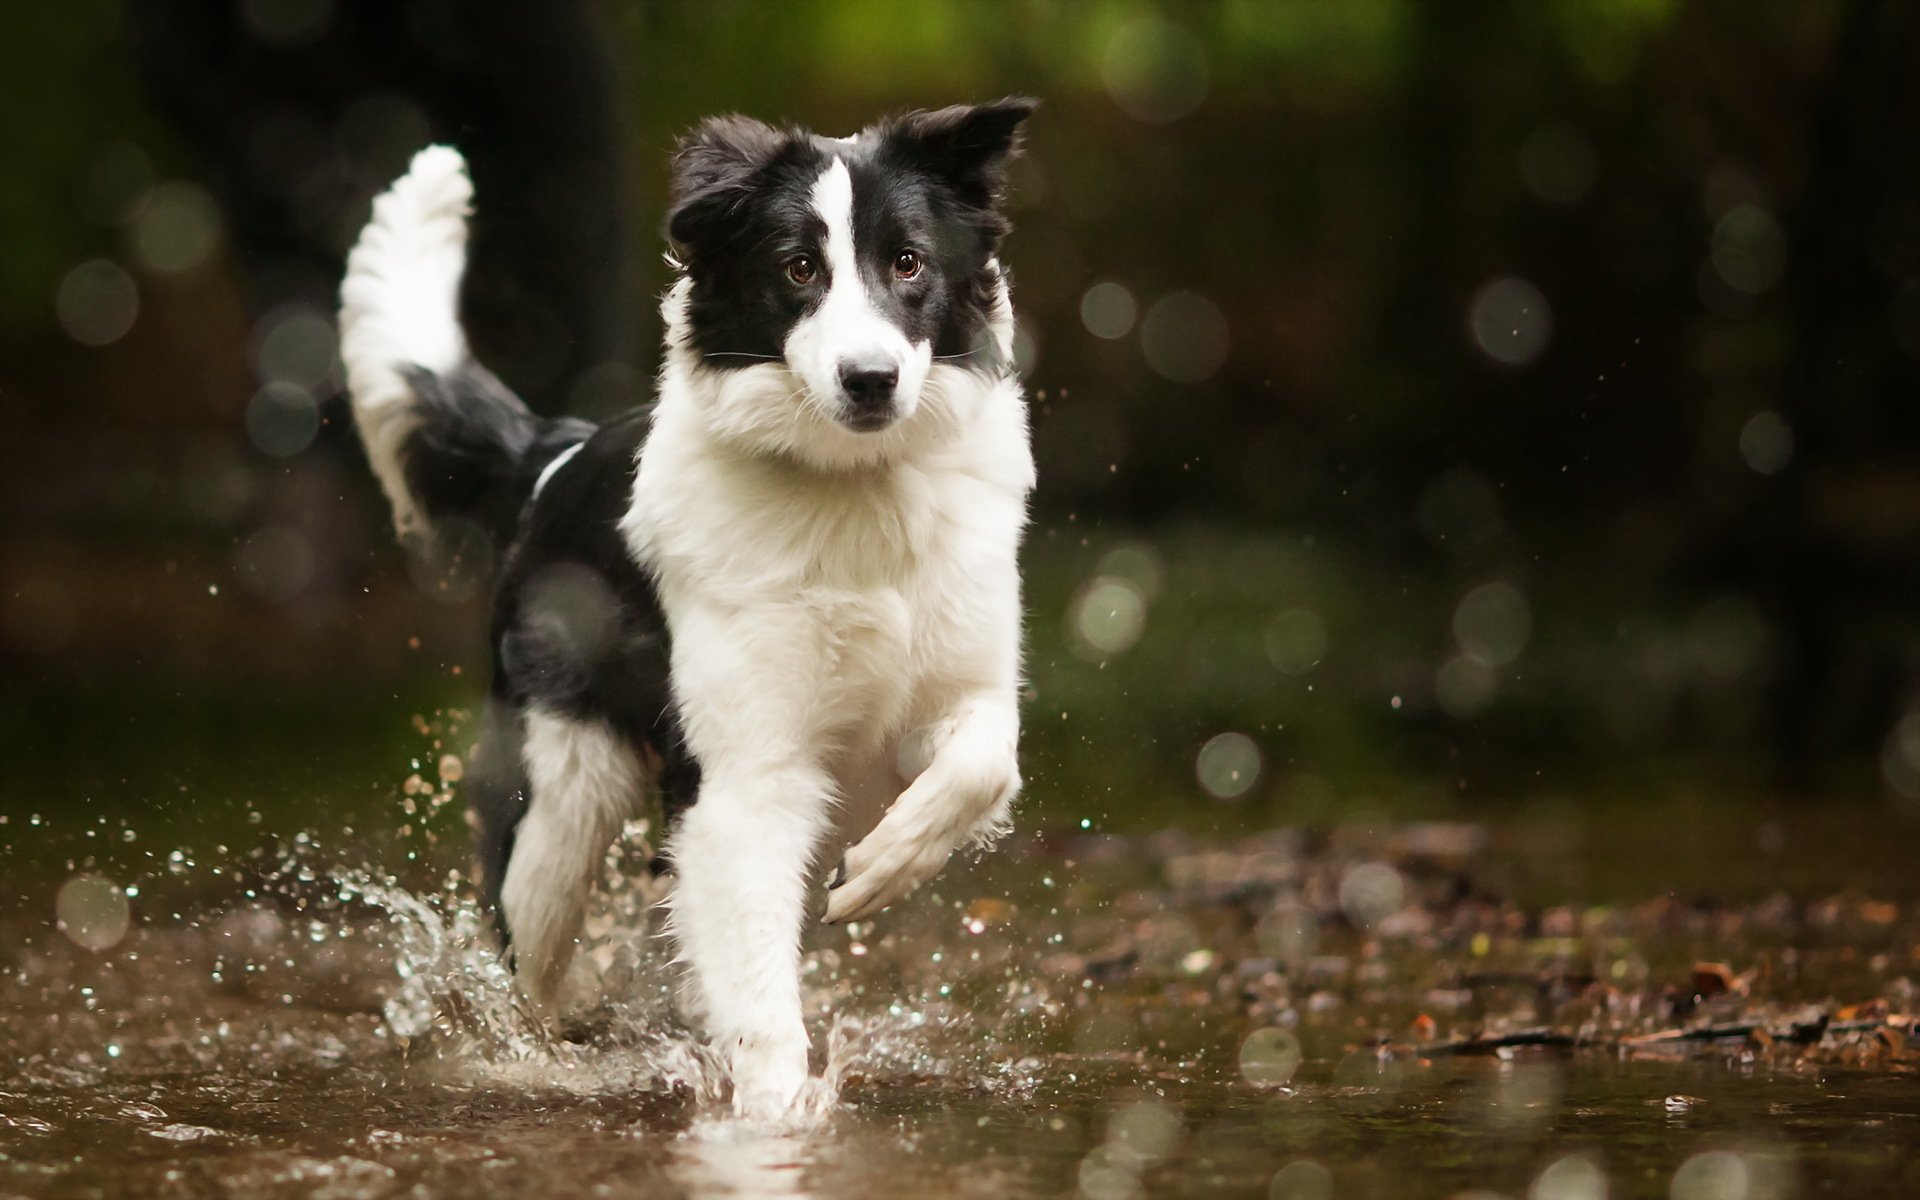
<box><xmin>4</xmin><ymin>790</ymin><xmax>1920</xmax><ymax>1196</ymax></box>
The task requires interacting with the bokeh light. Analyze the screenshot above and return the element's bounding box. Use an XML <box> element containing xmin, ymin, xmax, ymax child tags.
<box><xmin>1096</xmin><ymin>541</ymin><xmax>1165</xmax><ymax>600</ymax></box>
<box><xmin>253</xmin><ymin>305</ymin><xmax>339</xmax><ymax>390</ymax></box>
<box><xmin>1140</xmin><ymin>291</ymin><xmax>1230</xmax><ymax>383</ymax></box>
<box><xmin>1468</xmin><ymin>277</ymin><xmax>1553</xmax><ymax>366</ymax></box>
<box><xmin>1081</xmin><ymin>281</ymin><xmax>1139</xmax><ymax>340</ymax></box>
<box><xmin>246</xmin><ymin>381</ymin><xmax>322</xmax><ymax>458</ymax></box>
<box><xmin>55</xmin><ymin>259</ymin><xmax>139</xmax><ymax>346</ymax></box>
<box><xmin>1337</xmin><ymin>861</ymin><xmax>1405</xmax><ymax>928</ymax></box>
<box><xmin>128</xmin><ymin>181</ymin><xmax>224</xmax><ymax>274</ymax></box>
<box><xmin>1436</xmin><ymin>653</ymin><xmax>1499</xmax><ymax>719</ymax></box>
<box><xmin>234</xmin><ymin>525</ymin><xmax>316</xmax><ymax>604</ymax></box>
<box><xmin>1079</xmin><ymin>1148</ymin><xmax>1145</xmax><ymax>1200</ymax></box>
<box><xmin>1532</xmin><ymin>1154</ymin><xmax>1608</xmax><ymax>1200</ymax></box>
<box><xmin>1736</xmin><ymin>412</ymin><xmax>1793</xmax><ymax>476</ymax></box>
<box><xmin>1238</xmin><ymin>1027</ymin><xmax>1302</xmax><ymax>1087</ymax></box>
<box><xmin>56</xmin><ymin>874</ymin><xmax>131</xmax><ymax>952</ymax></box>
<box><xmin>1710</xmin><ymin>205</ymin><xmax>1787</xmax><ymax>296</ymax></box>
<box><xmin>1012</xmin><ymin>318</ymin><xmax>1040</xmax><ymax>376</ymax></box>
<box><xmin>1878</xmin><ymin>711</ymin><xmax>1920</xmax><ymax>801</ymax></box>
<box><xmin>1453</xmin><ymin>581</ymin><xmax>1532</xmax><ymax>667</ymax></box>
<box><xmin>1071</xmin><ymin>575</ymin><xmax>1149</xmax><ymax>659</ymax></box>
<box><xmin>1102</xmin><ymin>17</ymin><xmax>1209</xmax><ymax>125</ymax></box>
<box><xmin>1105</xmin><ymin>1097</ymin><xmax>1182</xmax><ymax>1170</ymax></box>
<box><xmin>1268</xmin><ymin>1161</ymin><xmax>1333</xmax><ymax>1200</ymax></box>
<box><xmin>1264</xmin><ymin>608</ymin><xmax>1328</xmax><ymax>676</ymax></box>
<box><xmin>1519</xmin><ymin>120</ymin><xmax>1598</xmax><ymax>205</ymax></box>
<box><xmin>1667</xmin><ymin>1149</ymin><xmax>1794</xmax><ymax>1200</ymax></box>
<box><xmin>1255</xmin><ymin>898</ymin><xmax>1317</xmax><ymax>970</ymax></box>
<box><xmin>1196</xmin><ymin>731</ymin><xmax>1262</xmax><ymax>800</ymax></box>
<box><xmin>240</xmin><ymin>0</ymin><xmax>335</xmax><ymax>49</ymax></box>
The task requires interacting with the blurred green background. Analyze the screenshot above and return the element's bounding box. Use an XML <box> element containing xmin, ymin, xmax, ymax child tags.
<box><xmin>5</xmin><ymin>0</ymin><xmax>1920</xmax><ymax>879</ymax></box>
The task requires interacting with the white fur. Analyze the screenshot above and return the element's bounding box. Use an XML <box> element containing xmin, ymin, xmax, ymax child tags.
<box><xmin>530</xmin><ymin>440</ymin><xmax>584</xmax><ymax>501</ymax></box>
<box><xmin>621</xmin><ymin>156</ymin><xmax>1033</xmax><ymax>1116</ymax></box>
<box><xmin>499</xmin><ymin>708</ymin><xmax>644</xmax><ymax>1007</ymax></box>
<box><xmin>338</xmin><ymin>145</ymin><xmax>473</xmax><ymax>539</ymax></box>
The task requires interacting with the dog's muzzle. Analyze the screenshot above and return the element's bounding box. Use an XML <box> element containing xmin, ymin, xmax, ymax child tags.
<box><xmin>838</xmin><ymin>359</ymin><xmax>898</xmax><ymax>431</ymax></box>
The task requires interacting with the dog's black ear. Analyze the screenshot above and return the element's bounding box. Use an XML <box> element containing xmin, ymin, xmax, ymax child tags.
<box><xmin>667</xmin><ymin>114</ymin><xmax>788</xmax><ymax>254</ymax></box>
<box><xmin>881</xmin><ymin>97</ymin><xmax>1038</xmax><ymax>230</ymax></box>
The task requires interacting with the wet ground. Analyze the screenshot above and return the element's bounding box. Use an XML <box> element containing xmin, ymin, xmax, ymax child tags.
<box><xmin>3</xmin><ymin>783</ymin><xmax>1919</xmax><ymax>1198</ymax></box>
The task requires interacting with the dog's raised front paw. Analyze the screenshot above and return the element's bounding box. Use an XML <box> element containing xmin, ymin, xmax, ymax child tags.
<box><xmin>823</xmin><ymin>816</ymin><xmax>956</xmax><ymax>924</ymax></box>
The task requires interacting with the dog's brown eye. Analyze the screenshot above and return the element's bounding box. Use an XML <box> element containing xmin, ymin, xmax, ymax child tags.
<box><xmin>785</xmin><ymin>256</ymin><xmax>817</xmax><ymax>286</ymax></box>
<box><xmin>893</xmin><ymin>249</ymin><xmax>922</xmax><ymax>280</ymax></box>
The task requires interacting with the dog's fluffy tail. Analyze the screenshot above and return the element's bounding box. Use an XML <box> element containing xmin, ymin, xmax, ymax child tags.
<box><xmin>340</xmin><ymin>145</ymin><xmax>590</xmax><ymax>549</ymax></box>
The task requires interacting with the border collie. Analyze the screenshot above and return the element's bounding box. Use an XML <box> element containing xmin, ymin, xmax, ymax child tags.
<box><xmin>338</xmin><ymin>99</ymin><xmax>1036</xmax><ymax>1117</ymax></box>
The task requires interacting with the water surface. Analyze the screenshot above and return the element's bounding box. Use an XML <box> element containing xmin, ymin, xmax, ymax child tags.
<box><xmin>4</xmin><ymin>793</ymin><xmax>1918</xmax><ymax>1198</ymax></box>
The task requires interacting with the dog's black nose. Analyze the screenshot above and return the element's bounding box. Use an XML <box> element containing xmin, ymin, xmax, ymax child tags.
<box><xmin>838</xmin><ymin>362</ymin><xmax>898</xmax><ymax>409</ymax></box>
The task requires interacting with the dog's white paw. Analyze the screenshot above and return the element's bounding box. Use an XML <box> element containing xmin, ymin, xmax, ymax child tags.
<box><xmin>728</xmin><ymin>1032</ymin><xmax>811</xmax><ymax>1121</ymax></box>
<box><xmin>823</xmin><ymin>810</ymin><xmax>957</xmax><ymax>924</ymax></box>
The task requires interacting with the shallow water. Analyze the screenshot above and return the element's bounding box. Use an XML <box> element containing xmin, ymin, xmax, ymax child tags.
<box><xmin>4</xmin><ymin>797</ymin><xmax>1919</xmax><ymax>1198</ymax></box>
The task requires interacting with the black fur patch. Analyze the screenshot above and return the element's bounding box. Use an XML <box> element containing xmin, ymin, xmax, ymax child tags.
<box><xmin>401</xmin><ymin>363</ymin><xmax>594</xmax><ymax>547</ymax></box>
<box><xmin>664</xmin><ymin>99</ymin><xmax>1035</xmax><ymax>374</ymax></box>
<box><xmin>474</xmin><ymin>409</ymin><xmax>698</xmax><ymax>926</ymax></box>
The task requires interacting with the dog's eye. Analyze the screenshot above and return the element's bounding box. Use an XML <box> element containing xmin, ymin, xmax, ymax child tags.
<box><xmin>893</xmin><ymin>249</ymin><xmax>922</xmax><ymax>280</ymax></box>
<box><xmin>785</xmin><ymin>256</ymin><xmax>818</xmax><ymax>286</ymax></box>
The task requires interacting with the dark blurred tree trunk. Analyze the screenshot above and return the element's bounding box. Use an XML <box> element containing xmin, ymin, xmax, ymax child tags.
<box><xmin>1362</xmin><ymin>0</ymin><xmax>1482</xmax><ymax>550</ymax></box>
<box><xmin>1757</xmin><ymin>0</ymin><xmax>1918</xmax><ymax>785</ymax></box>
<box><xmin>128</xmin><ymin>0</ymin><xmax>636</xmax><ymax>416</ymax></box>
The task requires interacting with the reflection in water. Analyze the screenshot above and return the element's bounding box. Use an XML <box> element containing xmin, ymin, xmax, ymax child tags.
<box><xmin>673</xmin><ymin>1122</ymin><xmax>816</xmax><ymax>1199</ymax></box>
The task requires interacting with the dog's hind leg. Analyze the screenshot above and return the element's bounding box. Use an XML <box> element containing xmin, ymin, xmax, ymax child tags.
<box><xmin>469</xmin><ymin>699</ymin><xmax>532</xmax><ymax>934</ymax></box>
<box><xmin>497</xmin><ymin>708</ymin><xmax>644</xmax><ymax>1008</ymax></box>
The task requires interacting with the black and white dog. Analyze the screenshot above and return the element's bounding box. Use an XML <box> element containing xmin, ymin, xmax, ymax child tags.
<box><xmin>338</xmin><ymin>100</ymin><xmax>1036</xmax><ymax>1116</ymax></box>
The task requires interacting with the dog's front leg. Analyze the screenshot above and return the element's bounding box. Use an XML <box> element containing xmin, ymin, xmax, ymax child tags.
<box><xmin>824</xmin><ymin>695</ymin><xmax>1019</xmax><ymax>925</ymax></box>
<box><xmin>669</xmin><ymin>757</ymin><xmax>831</xmax><ymax>1117</ymax></box>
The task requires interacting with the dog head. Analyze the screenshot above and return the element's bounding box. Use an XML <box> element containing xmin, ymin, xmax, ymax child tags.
<box><xmin>663</xmin><ymin>99</ymin><xmax>1035</xmax><ymax>466</ymax></box>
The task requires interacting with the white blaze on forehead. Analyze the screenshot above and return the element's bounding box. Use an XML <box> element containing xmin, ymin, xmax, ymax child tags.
<box><xmin>809</xmin><ymin>159</ymin><xmax>864</xmax><ymax>306</ymax></box>
<box><xmin>783</xmin><ymin>156</ymin><xmax>932</xmax><ymax>436</ymax></box>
